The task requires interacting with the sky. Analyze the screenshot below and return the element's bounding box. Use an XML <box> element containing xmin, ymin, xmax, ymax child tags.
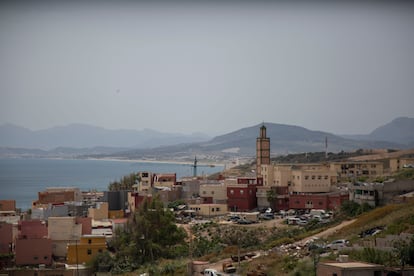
<box><xmin>1</xmin><ymin>1</ymin><xmax>414</xmax><ymax>136</ymax></box>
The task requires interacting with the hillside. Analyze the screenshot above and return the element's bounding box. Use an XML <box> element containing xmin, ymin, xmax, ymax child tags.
<box><xmin>0</xmin><ymin>123</ymin><xmax>210</xmax><ymax>150</ymax></box>
<box><xmin>106</xmin><ymin>122</ymin><xmax>403</xmax><ymax>161</ymax></box>
<box><xmin>0</xmin><ymin>119</ymin><xmax>410</xmax><ymax>160</ymax></box>
<box><xmin>343</xmin><ymin>117</ymin><xmax>414</xmax><ymax>146</ymax></box>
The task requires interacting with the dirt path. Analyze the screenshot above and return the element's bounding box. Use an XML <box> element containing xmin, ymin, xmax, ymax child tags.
<box><xmin>295</xmin><ymin>219</ymin><xmax>357</xmax><ymax>246</ymax></box>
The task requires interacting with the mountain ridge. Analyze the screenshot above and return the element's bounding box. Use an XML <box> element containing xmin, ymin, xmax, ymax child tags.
<box><xmin>0</xmin><ymin>117</ymin><xmax>412</xmax><ymax>159</ymax></box>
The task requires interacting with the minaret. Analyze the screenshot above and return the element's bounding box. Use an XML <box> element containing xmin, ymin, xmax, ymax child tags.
<box><xmin>256</xmin><ymin>124</ymin><xmax>270</xmax><ymax>177</ymax></box>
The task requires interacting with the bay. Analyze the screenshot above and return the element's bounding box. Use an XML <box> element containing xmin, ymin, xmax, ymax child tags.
<box><xmin>0</xmin><ymin>158</ymin><xmax>223</xmax><ymax>210</ymax></box>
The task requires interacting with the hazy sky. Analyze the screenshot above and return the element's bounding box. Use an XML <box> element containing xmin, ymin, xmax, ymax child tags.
<box><xmin>1</xmin><ymin>1</ymin><xmax>414</xmax><ymax>136</ymax></box>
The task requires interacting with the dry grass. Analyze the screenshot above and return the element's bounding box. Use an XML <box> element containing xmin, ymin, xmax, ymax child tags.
<box><xmin>332</xmin><ymin>199</ymin><xmax>414</xmax><ymax>239</ymax></box>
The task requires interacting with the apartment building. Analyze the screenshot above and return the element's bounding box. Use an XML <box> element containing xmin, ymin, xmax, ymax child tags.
<box><xmin>15</xmin><ymin>220</ymin><xmax>52</xmax><ymax>266</ymax></box>
<box><xmin>48</xmin><ymin>217</ymin><xmax>82</xmax><ymax>258</ymax></box>
<box><xmin>153</xmin><ymin>173</ymin><xmax>177</xmax><ymax>188</ymax></box>
<box><xmin>227</xmin><ymin>178</ymin><xmax>262</xmax><ymax>212</ymax></box>
<box><xmin>33</xmin><ymin>187</ymin><xmax>82</xmax><ymax>207</ymax></box>
<box><xmin>199</xmin><ymin>182</ymin><xmax>227</xmax><ymax>204</ymax></box>
<box><xmin>66</xmin><ymin>235</ymin><xmax>107</xmax><ymax>265</ymax></box>
<box><xmin>261</xmin><ymin>163</ymin><xmax>337</xmax><ymax>193</ymax></box>
<box><xmin>137</xmin><ymin>171</ymin><xmax>152</xmax><ymax>193</ymax></box>
<box><xmin>389</xmin><ymin>157</ymin><xmax>414</xmax><ymax>173</ymax></box>
<box><xmin>290</xmin><ymin>166</ymin><xmax>337</xmax><ymax>193</ymax></box>
<box><xmin>331</xmin><ymin>161</ymin><xmax>384</xmax><ymax>179</ymax></box>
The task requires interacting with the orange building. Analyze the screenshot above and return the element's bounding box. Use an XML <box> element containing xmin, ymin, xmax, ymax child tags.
<box><xmin>66</xmin><ymin>235</ymin><xmax>107</xmax><ymax>265</ymax></box>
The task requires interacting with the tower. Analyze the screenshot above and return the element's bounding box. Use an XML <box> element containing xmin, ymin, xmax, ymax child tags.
<box><xmin>256</xmin><ymin>124</ymin><xmax>270</xmax><ymax>176</ymax></box>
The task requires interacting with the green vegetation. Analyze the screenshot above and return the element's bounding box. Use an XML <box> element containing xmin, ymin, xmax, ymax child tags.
<box><xmin>340</xmin><ymin>201</ymin><xmax>373</xmax><ymax>218</ymax></box>
<box><xmin>108</xmin><ymin>172</ymin><xmax>140</xmax><ymax>191</ymax></box>
<box><xmin>93</xmin><ymin>196</ymin><xmax>188</xmax><ymax>273</ymax></box>
<box><xmin>270</xmin><ymin>149</ymin><xmax>368</xmax><ymax>164</ymax></box>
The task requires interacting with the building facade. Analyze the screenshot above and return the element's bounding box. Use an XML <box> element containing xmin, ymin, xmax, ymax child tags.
<box><xmin>67</xmin><ymin>235</ymin><xmax>107</xmax><ymax>265</ymax></box>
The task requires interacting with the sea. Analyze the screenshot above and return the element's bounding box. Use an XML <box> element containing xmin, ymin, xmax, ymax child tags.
<box><xmin>0</xmin><ymin>158</ymin><xmax>223</xmax><ymax>210</ymax></box>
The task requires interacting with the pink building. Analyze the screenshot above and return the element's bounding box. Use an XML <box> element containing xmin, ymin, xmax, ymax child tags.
<box><xmin>76</xmin><ymin>217</ymin><xmax>92</xmax><ymax>235</ymax></box>
<box><xmin>18</xmin><ymin>220</ymin><xmax>48</xmax><ymax>239</ymax></box>
<box><xmin>15</xmin><ymin>238</ymin><xmax>52</xmax><ymax>266</ymax></box>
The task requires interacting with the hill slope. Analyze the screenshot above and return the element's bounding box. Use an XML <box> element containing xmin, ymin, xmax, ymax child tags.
<box><xmin>343</xmin><ymin>117</ymin><xmax>414</xmax><ymax>146</ymax></box>
<box><xmin>107</xmin><ymin>122</ymin><xmax>403</xmax><ymax>160</ymax></box>
<box><xmin>0</xmin><ymin>123</ymin><xmax>210</xmax><ymax>149</ymax></box>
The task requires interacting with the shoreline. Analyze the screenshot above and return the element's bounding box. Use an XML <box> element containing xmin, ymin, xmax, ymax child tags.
<box><xmin>84</xmin><ymin>157</ymin><xmax>226</xmax><ymax>167</ymax></box>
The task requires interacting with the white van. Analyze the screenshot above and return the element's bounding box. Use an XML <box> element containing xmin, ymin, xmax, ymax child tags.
<box><xmin>203</xmin><ymin>268</ymin><xmax>222</xmax><ymax>276</ymax></box>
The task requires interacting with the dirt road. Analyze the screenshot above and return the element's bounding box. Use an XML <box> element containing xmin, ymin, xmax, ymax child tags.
<box><xmin>295</xmin><ymin>219</ymin><xmax>357</xmax><ymax>246</ymax></box>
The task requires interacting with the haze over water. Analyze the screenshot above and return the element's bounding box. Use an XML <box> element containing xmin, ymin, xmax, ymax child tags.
<box><xmin>0</xmin><ymin>158</ymin><xmax>223</xmax><ymax>210</ymax></box>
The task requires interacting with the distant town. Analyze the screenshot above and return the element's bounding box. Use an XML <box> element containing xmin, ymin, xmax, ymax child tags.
<box><xmin>1</xmin><ymin>125</ymin><xmax>414</xmax><ymax>276</ymax></box>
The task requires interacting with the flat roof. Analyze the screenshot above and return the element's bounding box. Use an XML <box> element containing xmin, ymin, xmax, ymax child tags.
<box><xmin>321</xmin><ymin>262</ymin><xmax>383</xmax><ymax>269</ymax></box>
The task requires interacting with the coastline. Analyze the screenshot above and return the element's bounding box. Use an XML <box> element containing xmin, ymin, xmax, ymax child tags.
<box><xmin>81</xmin><ymin>157</ymin><xmax>225</xmax><ymax>167</ymax></box>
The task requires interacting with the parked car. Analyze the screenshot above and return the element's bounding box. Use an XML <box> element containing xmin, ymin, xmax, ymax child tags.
<box><xmin>326</xmin><ymin>239</ymin><xmax>350</xmax><ymax>250</ymax></box>
<box><xmin>259</xmin><ymin>213</ymin><xmax>274</xmax><ymax>220</ymax></box>
<box><xmin>203</xmin><ymin>268</ymin><xmax>222</xmax><ymax>276</ymax></box>
<box><xmin>238</xmin><ymin>218</ymin><xmax>254</xmax><ymax>225</ymax></box>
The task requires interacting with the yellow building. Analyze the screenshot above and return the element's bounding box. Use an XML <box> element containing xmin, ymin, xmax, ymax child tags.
<box><xmin>188</xmin><ymin>204</ymin><xmax>228</xmax><ymax>217</ymax></box>
<box><xmin>389</xmin><ymin>157</ymin><xmax>414</xmax><ymax>173</ymax></box>
<box><xmin>199</xmin><ymin>183</ymin><xmax>227</xmax><ymax>204</ymax></box>
<box><xmin>330</xmin><ymin>161</ymin><xmax>384</xmax><ymax>179</ymax></box>
<box><xmin>67</xmin><ymin>235</ymin><xmax>106</xmax><ymax>265</ymax></box>
<box><xmin>261</xmin><ymin>163</ymin><xmax>337</xmax><ymax>193</ymax></box>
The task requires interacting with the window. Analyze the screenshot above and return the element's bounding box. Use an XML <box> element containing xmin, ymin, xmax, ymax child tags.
<box><xmin>44</xmin><ymin>256</ymin><xmax>48</xmax><ymax>260</ymax></box>
<box><xmin>88</xmin><ymin>239</ymin><xmax>92</xmax><ymax>244</ymax></box>
<box><xmin>240</xmin><ymin>190</ymin><xmax>244</xmax><ymax>195</ymax></box>
<box><xmin>324</xmin><ymin>175</ymin><xmax>328</xmax><ymax>179</ymax></box>
<box><xmin>305</xmin><ymin>176</ymin><xmax>309</xmax><ymax>180</ymax></box>
<box><xmin>87</xmin><ymin>249</ymin><xmax>92</xmax><ymax>255</ymax></box>
<box><xmin>211</xmin><ymin>191</ymin><xmax>215</xmax><ymax>195</ymax></box>
<box><xmin>311</xmin><ymin>176</ymin><xmax>315</xmax><ymax>180</ymax></box>
<box><xmin>211</xmin><ymin>208</ymin><xmax>215</xmax><ymax>212</ymax></box>
<box><xmin>98</xmin><ymin>249</ymin><xmax>103</xmax><ymax>253</ymax></box>
<box><xmin>318</xmin><ymin>175</ymin><xmax>321</xmax><ymax>180</ymax></box>
<box><xmin>202</xmin><ymin>191</ymin><xmax>206</xmax><ymax>195</ymax></box>
<box><xmin>230</xmin><ymin>189</ymin><xmax>234</xmax><ymax>195</ymax></box>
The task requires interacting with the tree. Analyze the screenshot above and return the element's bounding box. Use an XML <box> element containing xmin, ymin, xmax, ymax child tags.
<box><xmin>112</xmin><ymin>196</ymin><xmax>188</xmax><ymax>269</ymax></box>
<box><xmin>393</xmin><ymin>237</ymin><xmax>414</xmax><ymax>271</ymax></box>
<box><xmin>266</xmin><ymin>188</ymin><xmax>277</xmax><ymax>210</ymax></box>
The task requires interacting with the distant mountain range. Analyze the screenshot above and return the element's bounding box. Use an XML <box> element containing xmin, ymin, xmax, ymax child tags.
<box><xmin>0</xmin><ymin>123</ymin><xmax>210</xmax><ymax>150</ymax></box>
<box><xmin>0</xmin><ymin>117</ymin><xmax>413</xmax><ymax>160</ymax></box>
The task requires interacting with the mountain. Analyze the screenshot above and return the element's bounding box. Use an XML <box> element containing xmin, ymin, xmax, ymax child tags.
<box><xmin>0</xmin><ymin>123</ymin><xmax>210</xmax><ymax>150</ymax></box>
<box><xmin>343</xmin><ymin>117</ymin><xmax>414</xmax><ymax>146</ymax></box>
<box><xmin>105</xmin><ymin>122</ymin><xmax>404</xmax><ymax>161</ymax></box>
<box><xmin>1</xmin><ymin>119</ymin><xmax>410</xmax><ymax>160</ymax></box>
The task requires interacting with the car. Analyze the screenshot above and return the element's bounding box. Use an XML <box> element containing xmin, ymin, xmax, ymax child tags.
<box><xmin>259</xmin><ymin>213</ymin><xmax>274</xmax><ymax>220</ymax></box>
<box><xmin>238</xmin><ymin>218</ymin><xmax>253</xmax><ymax>225</ymax></box>
<box><xmin>203</xmin><ymin>268</ymin><xmax>222</xmax><ymax>276</ymax></box>
<box><xmin>326</xmin><ymin>239</ymin><xmax>350</xmax><ymax>250</ymax></box>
